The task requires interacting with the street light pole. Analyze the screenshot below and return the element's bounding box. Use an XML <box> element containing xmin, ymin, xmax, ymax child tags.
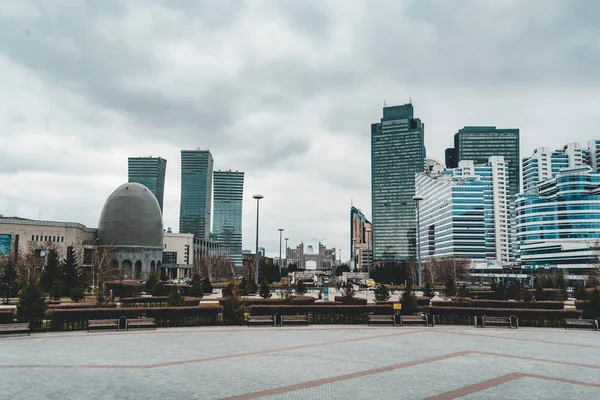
<box><xmin>284</xmin><ymin>237</ymin><xmax>289</xmax><ymax>270</ymax></box>
<box><xmin>278</xmin><ymin>229</ymin><xmax>284</xmax><ymax>275</ymax></box>
<box><xmin>413</xmin><ymin>195</ymin><xmax>424</xmax><ymax>288</ymax></box>
<box><xmin>366</xmin><ymin>227</ymin><xmax>371</xmax><ymax>279</ymax></box>
<box><xmin>253</xmin><ymin>194</ymin><xmax>264</xmax><ymax>285</ymax></box>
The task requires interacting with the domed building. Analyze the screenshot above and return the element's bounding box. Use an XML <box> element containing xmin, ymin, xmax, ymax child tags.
<box><xmin>97</xmin><ymin>182</ymin><xmax>163</xmax><ymax>280</ymax></box>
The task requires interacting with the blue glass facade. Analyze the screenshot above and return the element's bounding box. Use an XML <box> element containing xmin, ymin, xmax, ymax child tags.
<box><xmin>212</xmin><ymin>170</ymin><xmax>244</xmax><ymax>271</ymax></box>
<box><xmin>416</xmin><ymin>157</ymin><xmax>510</xmax><ymax>262</ymax></box>
<box><xmin>128</xmin><ymin>157</ymin><xmax>167</xmax><ymax>212</ymax></box>
<box><xmin>516</xmin><ymin>166</ymin><xmax>600</xmax><ymax>271</ymax></box>
<box><xmin>179</xmin><ymin>150</ymin><xmax>213</xmax><ymax>239</ymax></box>
<box><xmin>371</xmin><ymin>104</ymin><xmax>425</xmax><ymax>260</ymax></box>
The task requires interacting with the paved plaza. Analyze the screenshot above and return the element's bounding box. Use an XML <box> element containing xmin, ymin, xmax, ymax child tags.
<box><xmin>1</xmin><ymin>325</ymin><xmax>599</xmax><ymax>399</ymax></box>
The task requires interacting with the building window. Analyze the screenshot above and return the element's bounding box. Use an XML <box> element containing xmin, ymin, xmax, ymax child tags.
<box><xmin>44</xmin><ymin>236</ymin><xmax>47</xmax><ymax>241</ymax></box>
<box><xmin>61</xmin><ymin>237</ymin><xmax>64</xmax><ymax>242</ymax></box>
<box><xmin>162</xmin><ymin>251</ymin><xmax>177</xmax><ymax>265</ymax></box>
<box><xmin>31</xmin><ymin>235</ymin><xmax>34</xmax><ymax>241</ymax></box>
<box><xmin>36</xmin><ymin>235</ymin><xmax>39</xmax><ymax>241</ymax></box>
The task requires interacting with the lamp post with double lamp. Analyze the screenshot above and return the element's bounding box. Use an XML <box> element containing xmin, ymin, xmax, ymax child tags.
<box><xmin>412</xmin><ymin>195</ymin><xmax>424</xmax><ymax>288</ymax></box>
<box><xmin>253</xmin><ymin>194</ymin><xmax>264</xmax><ymax>285</ymax></box>
<box><xmin>278</xmin><ymin>228</ymin><xmax>284</xmax><ymax>275</ymax></box>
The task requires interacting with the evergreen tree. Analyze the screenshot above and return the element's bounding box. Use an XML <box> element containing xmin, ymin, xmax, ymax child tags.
<box><xmin>0</xmin><ymin>257</ymin><xmax>20</xmax><ymax>303</ymax></box>
<box><xmin>457</xmin><ymin>283</ymin><xmax>469</xmax><ymax>298</ymax></box>
<box><xmin>50</xmin><ymin>279</ymin><xmax>62</xmax><ymax>301</ymax></box>
<box><xmin>145</xmin><ymin>272</ymin><xmax>159</xmax><ymax>294</ymax></box>
<box><xmin>62</xmin><ymin>246</ymin><xmax>82</xmax><ymax>296</ymax></box>
<box><xmin>40</xmin><ymin>249</ymin><xmax>61</xmax><ymax>293</ymax></box>
<box><xmin>239</xmin><ymin>277</ymin><xmax>249</xmax><ymax>296</ymax></box>
<box><xmin>400</xmin><ymin>283</ymin><xmax>417</xmax><ymax>314</ymax></box>
<box><xmin>188</xmin><ymin>274</ymin><xmax>204</xmax><ymax>298</ymax></box>
<box><xmin>202</xmin><ymin>278</ymin><xmax>213</xmax><ymax>294</ymax></box>
<box><xmin>341</xmin><ymin>282</ymin><xmax>356</xmax><ymax>304</ymax></box>
<box><xmin>159</xmin><ymin>268</ymin><xmax>168</xmax><ymax>282</ymax></box>
<box><xmin>222</xmin><ymin>283</ymin><xmax>245</xmax><ymax>324</ymax></box>
<box><xmin>167</xmin><ymin>288</ymin><xmax>184</xmax><ymax>307</ymax></box>
<box><xmin>70</xmin><ymin>287</ymin><xmax>84</xmax><ymax>303</ymax></box>
<box><xmin>445</xmin><ymin>279</ymin><xmax>457</xmax><ymax>297</ymax></box>
<box><xmin>153</xmin><ymin>281</ymin><xmax>168</xmax><ymax>296</ymax></box>
<box><xmin>374</xmin><ymin>284</ymin><xmax>390</xmax><ymax>302</ymax></box>
<box><xmin>555</xmin><ymin>271</ymin><xmax>566</xmax><ymax>289</ymax></box>
<box><xmin>247</xmin><ymin>279</ymin><xmax>258</xmax><ymax>294</ymax></box>
<box><xmin>423</xmin><ymin>282</ymin><xmax>435</xmax><ymax>298</ymax></box>
<box><xmin>17</xmin><ymin>280</ymin><xmax>47</xmax><ymax>331</ymax></box>
<box><xmin>259</xmin><ymin>280</ymin><xmax>272</xmax><ymax>299</ymax></box>
<box><xmin>295</xmin><ymin>279</ymin><xmax>307</xmax><ymax>296</ymax></box>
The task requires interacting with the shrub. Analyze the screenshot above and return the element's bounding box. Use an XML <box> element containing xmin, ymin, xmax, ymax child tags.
<box><xmin>423</xmin><ymin>282</ymin><xmax>435</xmax><ymax>298</ymax></box>
<box><xmin>401</xmin><ymin>283</ymin><xmax>417</xmax><ymax>314</ymax></box>
<box><xmin>295</xmin><ymin>279</ymin><xmax>307</xmax><ymax>296</ymax></box>
<box><xmin>145</xmin><ymin>273</ymin><xmax>159</xmax><ymax>294</ymax></box>
<box><xmin>445</xmin><ymin>279</ymin><xmax>457</xmax><ymax>297</ymax></box>
<box><xmin>433</xmin><ymin>300</ymin><xmax>564</xmax><ymax>310</ymax></box>
<box><xmin>375</xmin><ymin>284</ymin><xmax>390</xmax><ymax>302</ymax></box>
<box><xmin>50</xmin><ymin>280</ymin><xmax>62</xmax><ymax>301</ymax></box>
<box><xmin>581</xmin><ymin>289</ymin><xmax>600</xmax><ymax>319</ymax></box>
<box><xmin>17</xmin><ymin>281</ymin><xmax>47</xmax><ymax>331</ymax></box>
<box><xmin>167</xmin><ymin>288</ymin><xmax>184</xmax><ymax>307</ymax></box>
<box><xmin>202</xmin><ymin>279</ymin><xmax>213</xmax><ymax>294</ymax></box>
<box><xmin>340</xmin><ymin>283</ymin><xmax>356</xmax><ymax>304</ymax></box>
<box><xmin>427</xmin><ymin>306</ymin><xmax>581</xmax><ymax>327</ymax></box>
<box><xmin>222</xmin><ymin>284</ymin><xmax>245</xmax><ymax>324</ymax></box>
<box><xmin>153</xmin><ymin>281</ymin><xmax>168</xmax><ymax>296</ymax></box>
<box><xmin>188</xmin><ymin>274</ymin><xmax>204</xmax><ymax>298</ymax></box>
<box><xmin>259</xmin><ymin>280</ymin><xmax>272</xmax><ymax>299</ymax></box>
<box><xmin>105</xmin><ymin>281</ymin><xmax>143</xmax><ymax>298</ymax></box>
<box><xmin>70</xmin><ymin>287</ymin><xmax>85</xmax><ymax>303</ymax></box>
<box><xmin>334</xmin><ymin>296</ymin><xmax>367</xmax><ymax>305</ymax></box>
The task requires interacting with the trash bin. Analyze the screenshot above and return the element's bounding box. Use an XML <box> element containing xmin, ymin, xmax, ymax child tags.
<box><xmin>118</xmin><ymin>316</ymin><xmax>127</xmax><ymax>331</ymax></box>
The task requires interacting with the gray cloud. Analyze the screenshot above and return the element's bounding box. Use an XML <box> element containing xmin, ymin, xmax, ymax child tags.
<box><xmin>1</xmin><ymin>0</ymin><xmax>600</xmax><ymax>256</ymax></box>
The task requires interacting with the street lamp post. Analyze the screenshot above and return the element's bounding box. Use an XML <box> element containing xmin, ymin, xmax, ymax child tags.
<box><xmin>284</xmin><ymin>237</ymin><xmax>289</xmax><ymax>270</ymax></box>
<box><xmin>92</xmin><ymin>238</ymin><xmax>99</xmax><ymax>292</ymax></box>
<box><xmin>278</xmin><ymin>229</ymin><xmax>284</xmax><ymax>275</ymax></box>
<box><xmin>366</xmin><ymin>227</ymin><xmax>372</xmax><ymax>279</ymax></box>
<box><xmin>253</xmin><ymin>194</ymin><xmax>264</xmax><ymax>285</ymax></box>
<box><xmin>413</xmin><ymin>195</ymin><xmax>424</xmax><ymax>288</ymax></box>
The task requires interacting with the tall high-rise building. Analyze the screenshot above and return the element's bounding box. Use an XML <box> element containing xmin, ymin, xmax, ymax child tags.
<box><xmin>212</xmin><ymin>170</ymin><xmax>244</xmax><ymax>271</ymax></box>
<box><xmin>371</xmin><ymin>103</ymin><xmax>425</xmax><ymax>260</ymax></box>
<box><xmin>415</xmin><ymin>157</ymin><xmax>511</xmax><ymax>263</ymax></box>
<box><xmin>128</xmin><ymin>157</ymin><xmax>167</xmax><ymax>212</ymax></box>
<box><xmin>448</xmin><ymin>126</ymin><xmax>520</xmax><ymax>202</ymax></box>
<box><xmin>179</xmin><ymin>150</ymin><xmax>213</xmax><ymax>239</ymax></box>
<box><xmin>350</xmin><ymin>206</ymin><xmax>372</xmax><ymax>271</ymax></box>
<box><xmin>522</xmin><ymin>143</ymin><xmax>586</xmax><ymax>193</ymax></box>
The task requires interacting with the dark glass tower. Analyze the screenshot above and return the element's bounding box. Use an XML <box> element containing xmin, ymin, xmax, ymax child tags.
<box><xmin>213</xmin><ymin>170</ymin><xmax>244</xmax><ymax>271</ymax></box>
<box><xmin>127</xmin><ymin>156</ymin><xmax>167</xmax><ymax>212</ymax></box>
<box><xmin>371</xmin><ymin>103</ymin><xmax>425</xmax><ymax>261</ymax></box>
<box><xmin>451</xmin><ymin>126</ymin><xmax>520</xmax><ymax>202</ymax></box>
<box><xmin>179</xmin><ymin>150</ymin><xmax>213</xmax><ymax>238</ymax></box>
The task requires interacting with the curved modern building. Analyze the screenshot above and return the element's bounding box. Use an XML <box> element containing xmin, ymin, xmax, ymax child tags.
<box><xmin>98</xmin><ymin>182</ymin><xmax>163</xmax><ymax>279</ymax></box>
<box><xmin>516</xmin><ymin>166</ymin><xmax>600</xmax><ymax>278</ymax></box>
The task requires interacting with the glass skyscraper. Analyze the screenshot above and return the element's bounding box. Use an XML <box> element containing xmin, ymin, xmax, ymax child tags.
<box><xmin>522</xmin><ymin>143</ymin><xmax>586</xmax><ymax>193</ymax></box>
<box><xmin>212</xmin><ymin>170</ymin><xmax>244</xmax><ymax>271</ymax></box>
<box><xmin>371</xmin><ymin>103</ymin><xmax>425</xmax><ymax>261</ymax></box>
<box><xmin>179</xmin><ymin>150</ymin><xmax>213</xmax><ymax>239</ymax></box>
<box><xmin>448</xmin><ymin>126</ymin><xmax>520</xmax><ymax>203</ymax></box>
<box><xmin>415</xmin><ymin>157</ymin><xmax>511</xmax><ymax>263</ymax></box>
<box><xmin>128</xmin><ymin>157</ymin><xmax>167</xmax><ymax>212</ymax></box>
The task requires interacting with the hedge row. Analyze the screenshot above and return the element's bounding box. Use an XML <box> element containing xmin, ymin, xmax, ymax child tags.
<box><xmin>249</xmin><ymin>304</ymin><xmax>394</xmax><ymax>324</ymax></box>
<box><xmin>119</xmin><ymin>296</ymin><xmax>201</xmax><ymax>307</ymax></box>
<box><xmin>432</xmin><ymin>300</ymin><xmax>564</xmax><ymax>310</ymax></box>
<box><xmin>46</xmin><ymin>305</ymin><xmax>219</xmax><ymax>331</ymax></box>
<box><xmin>427</xmin><ymin>306</ymin><xmax>582</xmax><ymax>328</ymax></box>
<box><xmin>468</xmin><ymin>289</ymin><xmax>567</xmax><ymax>301</ymax></box>
<box><xmin>333</xmin><ymin>296</ymin><xmax>367</xmax><ymax>305</ymax></box>
<box><xmin>47</xmin><ymin>303</ymin><xmax>117</xmax><ymax>309</ymax></box>
<box><xmin>217</xmin><ymin>296</ymin><xmax>316</xmax><ymax>306</ymax></box>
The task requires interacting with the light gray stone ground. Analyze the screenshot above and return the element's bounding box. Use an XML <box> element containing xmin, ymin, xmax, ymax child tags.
<box><xmin>1</xmin><ymin>325</ymin><xmax>599</xmax><ymax>399</ymax></box>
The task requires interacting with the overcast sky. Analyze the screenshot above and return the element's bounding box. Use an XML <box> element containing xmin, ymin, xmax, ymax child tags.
<box><xmin>1</xmin><ymin>0</ymin><xmax>599</xmax><ymax>258</ymax></box>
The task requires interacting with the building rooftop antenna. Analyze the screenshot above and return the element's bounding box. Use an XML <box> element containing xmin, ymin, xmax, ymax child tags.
<box><xmin>409</xmin><ymin>96</ymin><xmax>412</xmax><ymax>104</ymax></box>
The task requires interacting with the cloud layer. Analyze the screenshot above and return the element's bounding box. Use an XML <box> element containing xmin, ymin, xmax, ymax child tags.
<box><xmin>1</xmin><ymin>0</ymin><xmax>599</xmax><ymax>257</ymax></box>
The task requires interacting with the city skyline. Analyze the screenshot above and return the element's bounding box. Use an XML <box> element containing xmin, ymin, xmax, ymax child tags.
<box><xmin>1</xmin><ymin>1</ymin><xmax>599</xmax><ymax>258</ymax></box>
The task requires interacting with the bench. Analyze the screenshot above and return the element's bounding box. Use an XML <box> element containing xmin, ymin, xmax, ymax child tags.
<box><xmin>247</xmin><ymin>315</ymin><xmax>276</xmax><ymax>327</ymax></box>
<box><xmin>368</xmin><ymin>314</ymin><xmax>395</xmax><ymax>326</ymax></box>
<box><xmin>564</xmin><ymin>318</ymin><xmax>598</xmax><ymax>331</ymax></box>
<box><xmin>281</xmin><ymin>315</ymin><xmax>308</xmax><ymax>326</ymax></box>
<box><xmin>400</xmin><ymin>314</ymin><xmax>431</xmax><ymax>327</ymax></box>
<box><xmin>479</xmin><ymin>316</ymin><xmax>518</xmax><ymax>329</ymax></box>
<box><xmin>0</xmin><ymin>323</ymin><xmax>30</xmax><ymax>336</ymax></box>
<box><xmin>87</xmin><ymin>319</ymin><xmax>118</xmax><ymax>332</ymax></box>
<box><xmin>127</xmin><ymin>318</ymin><xmax>156</xmax><ymax>330</ymax></box>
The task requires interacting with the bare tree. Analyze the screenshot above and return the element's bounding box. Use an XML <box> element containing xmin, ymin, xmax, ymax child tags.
<box><xmin>94</xmin><ymin>244</ymin><xmax>117</xmax><ymax>289</ymax></box>
<box><xmin>423</xmin><ymin>257</ymin><xmax>439</xmax><ymax>284</ymax></box>
<box><xmin>407</xmin><ymin>260</ymin><xmax>418</xmax><ymax>286</ymax></box>
<box><xmin>194</xmin><ymin>253</ymin><xmax>235</xmax><ymax>282</ymax></box>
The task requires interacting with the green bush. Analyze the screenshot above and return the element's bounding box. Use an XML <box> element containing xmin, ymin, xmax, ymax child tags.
<box><xmin>375</xmin><ymin>284</ymin><xmax>390</xmax><ymax>302</ymax></box>
<box><xmin>17</xmin><ymin>281</ymin><xmax>47</xmax><ymax>331</ymax></box>
<box><xmin>401</xmin><ymin>283</ymin><xmax>417</xmax><ymax>314</ymax></box>
<box><xmin>70</xmin><ymin>287</ymin><xmax>85</xmax><ymax>303</ymax></box>
<box><xmin>167</xmin><ymin>288</ymin><xmax>184</xmax><ymax>307</ymax></box>
<box><xmin>222</xmin><ymin>284</ymin><xmax>245</xmax><ymax>324</ymax></box>
<box><xmin>259</xmin><ymin>280</ymin><xmax>272</xmax><ymax>299</ymax></box>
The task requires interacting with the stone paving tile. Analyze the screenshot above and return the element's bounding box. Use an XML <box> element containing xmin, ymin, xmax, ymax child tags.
<box><xmin>1</xmin><ymin>325</ymin><xmax>599</xmax><ymax>399</ymax></box>
<box><xmin>462</xmin><ymin>377</ymin><xmax>600</xmax><ymax>400</ymax></box>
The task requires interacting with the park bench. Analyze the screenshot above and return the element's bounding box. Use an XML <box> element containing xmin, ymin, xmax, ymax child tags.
<box><xmin>399</xmin><ymin>314</ymin><xmax>431</xmax><ymax>327</ymax></box>
<box><xmin>564</xmin><ymin>318</ymin><xmax>598</xmax><ymax>331</ymax></box>
<box><xmin>368</xmin><ymin>314</ymin><xmax>396</xmax><ymax>326</ymax></box>
<box><xmin>87</xmin><ymin>319</ymin><xmax>118</xmax><ymax>332</ymax></box>
<box><xmin>479</xmin><ymin>316</ymin><xmax>518</xmax><ymax>329</ymax></box>
<box><xmin>281</xmin><ymin>315</ymin><xmax>308</xmax><ymax>326</ymax></box>
<box><xmin>247</xmin><ymin>315</ymin><xmax>276</xmax><ymax>327</ymax></box>
<box><xmin>0</xmin><ymin>323</ymin><xmax>30</xmax><ymax>336</ymax></box>
<box><xmin>127</xmin><ymin>318</ymin><xmax>156</xmax><ymax>330</ymax></box>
